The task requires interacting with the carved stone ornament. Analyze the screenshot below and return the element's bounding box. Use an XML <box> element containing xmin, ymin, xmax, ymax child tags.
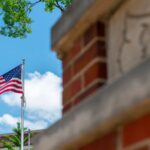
<box><xmin>108</xmin><ymin>0</ymin><xmax>150</xmax><ymax>82</ymax></box>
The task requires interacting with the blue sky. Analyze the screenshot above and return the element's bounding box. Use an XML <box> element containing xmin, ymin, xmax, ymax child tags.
<box><xmin>0</xmin><ymin>4</ymin><xmax>62</xmax><ymax>134</ymax></box>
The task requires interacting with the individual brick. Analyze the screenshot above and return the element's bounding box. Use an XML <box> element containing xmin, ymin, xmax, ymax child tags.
<box><xmin>84</xmin><ymin>62</ymin><xmax>107</xmax><ymax>87</ymax></box>
<box><xmin>74</xmin><ymin>41</ymin><xmax>106</xmax><ymax>74</ymax></box>
<box><xmin>63</xmin><ymin>77</ymin><xmax>82</xmax><ymax>104</ymax></box>
<box><xmin>80</xmin><ymin>132</ymin><xmax>117</xmax><ymax>150</ymax></box>
<box><xmin>63</xmin><ymin>65</ymin><xmax>73</xmax><ymax>86</ymax></box>
<box><xmin>74</xmin><ymin>81</ymin><xmax>105</xmax><ymax>105</ymax></box>
<box><xmin>63</xmin><ymin>38</ymin><xmax>82</xmax><ymax>68</ymax></box>
<box><xmin>84</xmin><ymin>22</ymin><xmax>105</xmax><ymax>45</ymax></box>
<box><xmin>123</xmin><ymin>114</ymin><xmax>150</xmax><ymax>147</ymax></box>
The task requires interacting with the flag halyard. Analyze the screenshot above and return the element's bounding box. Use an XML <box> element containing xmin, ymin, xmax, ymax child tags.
<box><xmin>0</xmin><ymin>65</ymin><xmax>23</xmax><ymax>95</ymax></box>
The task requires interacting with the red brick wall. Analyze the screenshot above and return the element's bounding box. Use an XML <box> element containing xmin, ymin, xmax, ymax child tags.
<box><xmin>61</xmin><ymin>20</ymin><xmax>150</xmax><ymax>150</ymax></box>
<box><xmin>57</xmin><ymin>16</ymin><xmax>150</xmax><ymax>150</ymax></box>
<box><xmin>78</xmin><ymin>113</ymin><xmax>150</xmax><ymax>150</ymax></box>
<box><xmin>80</xmin><ymin>132</ymin><xmax>118</xmax><ymax>150</ymax></box>
<box><xmin>62</xmin><ymin>22</ymin><xmax>107</xmax><ymax>113</ymax></box>
<box><xmin>122</xmin><ymin>114</ymin><xmax>150</xmax><ymax>149</ymax></box>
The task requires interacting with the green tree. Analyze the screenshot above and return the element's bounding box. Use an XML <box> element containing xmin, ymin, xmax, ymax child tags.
<box><xmin>0</xmin><ymin>122</ymin><xmax>32</xmax><ymax>150</ymax></box>
<box><xmin>0</xmin><ymin>0</ymin><xmax>72</xmax><ymax>38</ymax></box>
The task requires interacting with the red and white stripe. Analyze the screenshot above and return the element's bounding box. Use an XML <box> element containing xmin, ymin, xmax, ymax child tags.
<box><xmin>0</xmin><ymin>76</ymin><xmax>23</xmax><ymax>94</ymax></box>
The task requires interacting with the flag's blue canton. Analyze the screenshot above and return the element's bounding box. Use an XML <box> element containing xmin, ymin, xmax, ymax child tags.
<box><xmin>2</xmin><ymin>65</ymin><xmax>22</xmax><ymax>82</ymax></box>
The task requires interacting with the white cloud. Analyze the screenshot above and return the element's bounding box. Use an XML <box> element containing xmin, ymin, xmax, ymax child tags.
<box><xmin>0</xmin><ymin>71</ymin><xmax>62</xmax><ymax>130</ymax></box>
<box><xmin>0</xmin><ymin>114</ymin><xmax>18</xmax><ymax>127</ymax></box>
<box><xmin>0</xmin><ymin>114</ymin><xmax>48</xmax><ymax>130</ymax></box>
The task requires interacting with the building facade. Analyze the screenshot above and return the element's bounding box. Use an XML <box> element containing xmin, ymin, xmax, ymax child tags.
<box><xmin>34</xmin><ymin>0</ymin><xmax>150</xmax><ymax>149</ymax></box>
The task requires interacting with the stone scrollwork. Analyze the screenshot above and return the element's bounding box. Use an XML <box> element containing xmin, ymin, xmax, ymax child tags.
<box><xmin>117</xmin><ymin>12</ymin><xmax>150</xmax><ymax>74</ymax></box>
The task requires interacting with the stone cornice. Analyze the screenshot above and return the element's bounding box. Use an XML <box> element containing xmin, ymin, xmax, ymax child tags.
<box><xmin>51</xmin><ymin>0</ymin><xmax>123</xmax><ymax>57</ymax></box>
<box><xmin>34</xmin><ymin>58</ymin><xmax>150</xmax><ymax>150</ymax></box>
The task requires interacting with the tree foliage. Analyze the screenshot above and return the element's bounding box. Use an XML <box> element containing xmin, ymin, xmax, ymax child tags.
<box><xmin>0</xmin><ymin>122</ymin><xmax>32</xmax><ymax>150</ymax></box>
<box><xmin>0</xmin><ymin>0</ymin><xmax>72</xmax><ymax>38</ymax></box>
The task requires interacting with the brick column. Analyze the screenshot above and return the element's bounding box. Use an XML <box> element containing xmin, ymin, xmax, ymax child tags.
<box><xmin>62</xmin><ymin>22</ymin><xmax>107</xmax><ymax>113</ymax></box>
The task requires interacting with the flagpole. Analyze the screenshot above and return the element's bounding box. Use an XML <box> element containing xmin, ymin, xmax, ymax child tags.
<box><xmin>21</xmin><ymin>59</ymin><xmax>25</xmax><ymax>150</ymax></box>
<box><xmin>28</xmin><ymin>129</ymin><xmax>31</xmax><ymax>150</ymax></box>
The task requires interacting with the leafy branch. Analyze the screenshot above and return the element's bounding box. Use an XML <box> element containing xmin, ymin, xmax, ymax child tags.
<box><xmin>54</xmin><ymin>0</ymin><xmax>65</xmax><ymax>12</ymax></box>
<box><xmin>0</xmin><ymin>0</ymin><xmax>72</xmax><ymax>38</ymax></box>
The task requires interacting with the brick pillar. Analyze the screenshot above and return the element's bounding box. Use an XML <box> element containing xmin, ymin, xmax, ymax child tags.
<box><xmin>62</xmin><ymin>21</ymin><xmax>107</xmax><ymax>113</ymax></box>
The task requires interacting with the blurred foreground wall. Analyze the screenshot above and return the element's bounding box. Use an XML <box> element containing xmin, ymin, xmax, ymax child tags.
<box><xmin>34</xmin><ymin>0</ymin><xmax>150</xmax><ymax>149</ymax></box>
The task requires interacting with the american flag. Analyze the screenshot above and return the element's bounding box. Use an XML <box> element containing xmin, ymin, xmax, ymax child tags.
<box><xmin>0</xmin><ymin>65</ymin><xmax>23</xmax><ymax>95</ymax></box>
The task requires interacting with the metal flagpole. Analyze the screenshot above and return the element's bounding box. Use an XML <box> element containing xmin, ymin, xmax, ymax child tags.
<box><xmin>28</xmin><ymin>129</ymin><xmax>31</xmax><ymax>150</ymax></box>
<box><xmin>21</xmin><ymin>59</ymin><xmax>25</xmax><ymax>150</ymax></box>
